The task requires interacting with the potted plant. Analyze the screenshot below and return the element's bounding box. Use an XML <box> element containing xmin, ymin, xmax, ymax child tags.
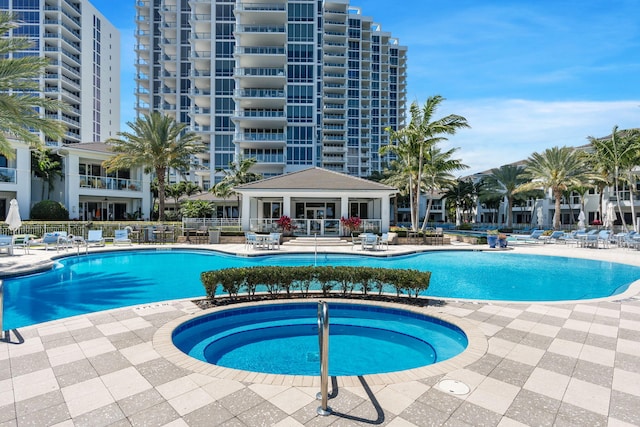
<box><xmin>487</xmin><ymin>229</ymin><xmax>499</xmax><ymax>248</ymax></box>
<box><xmin>340</xmin><ymin>216</ymin><xmax>362</xmax><ymax>236</ymax></box>
<box><xmin>276</xmin><ymin>215</ymin><xmax>296</xmax><ymax>236</ymax></box>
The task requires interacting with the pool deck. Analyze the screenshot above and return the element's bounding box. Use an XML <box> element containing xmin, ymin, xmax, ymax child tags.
<box><xmin>1</xmin><ymin>241</ymin><xmax>640</xmax><ymax>426</ymax></box>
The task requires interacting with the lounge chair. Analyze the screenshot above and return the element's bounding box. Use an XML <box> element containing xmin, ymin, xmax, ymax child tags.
<box><xmin>86</xmin><ymin>230</ymin><xmax>105</xmax><ymax>247</ymax></box>
<box><xmin>577</xmin><ymin>229</ymin><xmax>599</xmax><ymax>248</ymax></box>
<box><xmin>114</xmin><ymin>229</ymin><xmax>132</xmax><ymax>246</ymax></box>
<box><xmin>540</xmin><ymin>230</ymin><xmax>565</xmax><ymax>244</ymax></box>
<box><xmin>42</xmin><ymin>231</ymin><xmax>72</xmax><ymax>251</ymax></box>
<box><xmin>513</xmin><ymin>229</ymin><xmax>545</xmax><ymax>243</ymax></box>
<box><xmin>0</xmin><ymin>235</ymin><xmax>14</xmax><ymax>256</ymax></box>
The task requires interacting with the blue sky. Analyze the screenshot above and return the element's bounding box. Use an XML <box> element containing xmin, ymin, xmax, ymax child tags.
<box><xmin>91</xmin><ymin>0</ymin><xmax>640</xmax><ymax>173</ymax></box>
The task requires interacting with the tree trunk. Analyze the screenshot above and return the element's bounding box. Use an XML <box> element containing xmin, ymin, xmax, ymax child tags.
<box><xmin>157</xmin><ymin>167</ymin><xmax>166</xmax><ymax>221</ymax></box>
<box><xmin>554</xmin><ymin>189</ymin><xmax>562</xmax><ymax>229</ymax></box>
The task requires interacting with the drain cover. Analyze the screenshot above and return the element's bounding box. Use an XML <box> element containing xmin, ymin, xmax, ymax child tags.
<box><xmin>437</xmin><ymin>379</ymin><xmax>470</xmax><ymax>395</ymax></box>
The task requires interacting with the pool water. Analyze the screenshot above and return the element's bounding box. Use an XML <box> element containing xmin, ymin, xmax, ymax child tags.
<box><xmin>173</xmin><ymin>303</ymin><xmax>468</xmax><ymax>376</ymax></box>
<box><xmin>3</xmin><ymin>249</ymin><xmax>640</xmax><ymax>329</ymax></box>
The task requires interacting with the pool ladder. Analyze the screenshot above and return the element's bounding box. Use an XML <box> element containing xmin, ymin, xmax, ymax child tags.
<box><xmin>316</xmin><ymin>300</ymin><xmax>332</xmax><ymax>416</ymax></box>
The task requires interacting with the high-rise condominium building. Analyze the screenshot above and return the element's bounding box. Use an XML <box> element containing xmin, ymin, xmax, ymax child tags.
<box><xmin>135</xmin><ymin>0</ymin><xmax>407</xmax><ymax>189</ymax></box>
<box><xmin>1</xmin><ymin>0</ymin><xmax>120</xmax><ymax>146</ymax></box>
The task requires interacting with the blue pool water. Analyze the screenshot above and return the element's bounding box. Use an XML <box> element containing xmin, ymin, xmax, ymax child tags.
<box><xmin>3</xmin><ymin>249</ymin><xmax>640</xmax><ymax>329</ymax></box>
<box><xmin>172</xmin><ymin>302</ymin><xmax>468</xmax><ymax>375</ymax></box>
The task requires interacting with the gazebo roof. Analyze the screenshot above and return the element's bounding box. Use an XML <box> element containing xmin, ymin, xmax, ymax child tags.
<box><xmin>234</xmin><ymin>167</ymin><xmax>396</xmax><ymax>192</ymax></box>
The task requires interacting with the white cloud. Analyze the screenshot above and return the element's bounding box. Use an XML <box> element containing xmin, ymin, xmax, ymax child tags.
<box><xmin>436</xmin><ymin>99</ymin><xmax>640</xmax><ymax>174</ymax></box>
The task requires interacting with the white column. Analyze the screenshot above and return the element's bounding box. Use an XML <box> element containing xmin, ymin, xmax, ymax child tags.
<box><xmin>340</xmin><ymin>196</ymin><xmax>349</xmax><ymax>219</ymax></box>
<box><xmin>283</xmin><ymin>195</ymin><xmax>291</xmax><ymax>217</ymax></box>
<box><xmin>381</xmin><ymin>195</ymin><xmax>391</xmax><ymax>232</ymax></box>
<box><xmin>15</xmin><ymin>144</ymin><xmax>31</xmax><ymax>219</ymax></box>
<box><xmin>241</xmin><ymin>194</ymin><xmax>251</xmax><ymax>231</ymax></box>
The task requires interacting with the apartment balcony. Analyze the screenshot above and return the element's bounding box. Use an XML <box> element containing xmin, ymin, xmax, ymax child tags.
<box><xmin>235</xmin><ymin>25</ymin><xmax>286</xmax><ymax>45</ymax></box>
<box><xmin>235</xmin><ymin>46</ymin><xmax>286</xmax><ymax>68</ymax></box>
<box><xmin>244</xmin><ymin>153</ymin><xmax>285</xmax><ymax>166</ymax></box>
<box><xmin>322</xmin><ymin>145</ymin><xmax>346</xmax><ymax>154</ymax></box>
<box><xmin>234</xmin><ymin>88</ymin><xmax>285</xmax><ymax>109</ymax></box>
<box><xmin>235</xmin><ymin>68</ymin><xmax>286</xmax><ymax>86</ymax></box>
<box><xmin>235</xmin><ymin>132</ymin><xmax>286</xmax><ymax>149</ymax></box>
<box><xmin>231</xmin><ymin>109</ymin><xmax>287</xmax><ymax>128</ymax></box>
<box><xmin>78</xmin><ymin>176</ymin><xmax>143</xmax><ymax>192</ymax></box>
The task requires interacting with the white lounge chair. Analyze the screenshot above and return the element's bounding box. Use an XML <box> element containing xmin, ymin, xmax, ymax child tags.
<box><xmin>361</xmin><ymin>233</ymin><xmax>379</xmax><ymax>251</ymax></box>
<box><xmin>114</xmin><ymin>229</ymin><xmax>132</xmax><ymax>246</ymax></box>
<box><xmin>513</xmin><ymin>229</ymin><xmax>545</xmax><ymax>243</ymax></box>
<box><xmin>245</xmin><ymin>232</ymin><xmax>258</xmax><ymax>250</ymax></box>
<box><xmin>42</xmin><ymin>231</ymin><xmax>72</xmax><ymax>251</ymax></box>
<box><xmin>86</xmin><ymin>230</ymin><xmax>105</xmax><ymax>247</ymax></box>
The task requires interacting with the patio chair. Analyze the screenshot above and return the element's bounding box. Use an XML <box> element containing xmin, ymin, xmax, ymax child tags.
<box><xmin>114</xmin><ymin>229</ymin><xmax>132</xmax><ymax>246</ymax></box>
<box><xmin>195</xmin><ymin>225</ymin><xmax>209</xmax><ymax>244</ymax></box>
<box><xmin>0</xmin><ymin>235</ymin><xmax>14</xmax><ymax>256</ymax></box>
<box><xmin>377</xmin><ymin>233</ymin><xmax>390</xmax><ymax>250</ymax></box>
<box><xmin>245</xmin><ymin>232</ymin><xmax>258</xmax><ymax>250</ymax></box>
<box><xmin>361</xmin><ymin>233</ymin><xmax>379</xmax><ymax>251</ymax></box>
<box><xmin>11</xmin><ymin>234</ymin><xmax>32</xmax><ymax>254</ymax></box>
<box><xmin>578</xmin><ymin>230</ymin><xmax>599</xmax><ymax>248</ymax></box>
<box><xmin>86</xmin><ymin>230</ymin><xmax>105</xmax><ymax>247</ymax></box>
<box><xmin>267</xmin><ymin>232</ymin><xmax>281</xmax><ymax>250</ymax></box>
<box><xmin>351</xmin><ymin>233</ymin><xmax>362</xmax><ymax>250</ymax></box>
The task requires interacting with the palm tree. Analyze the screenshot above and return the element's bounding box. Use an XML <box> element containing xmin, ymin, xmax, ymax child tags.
<box><xmin>480</xmin><ymin>164</ymin><xmax>528</xmax><ymax>228</ymax></box>
<box><xmin>442</xmin><ymin>179</ymin><xmax>475</xmax><ymax>226</ymax></box>
<box><xmin>588</xmin><ymin>126</ymin><xmax>640</xmax><ymax>231</ymax></box>
<box><xmin>103</xmin><ymin>112</ymin><xmax>204</xmax><ymax>221</ymax></box>
<box><xmin>0</xmin><ymin>12</ymin><xmax>67</xmax><ymax>157</ymax></box>
<box><xmin>381</xmin><ymin>125</ymin><xmax>421</xmax><ymax>230</ymax></box>
<box><xmin>519</xmin><ymin>146</ymin><xmax>594</xmax><ymax>230</ymax></box>
<box><xmin>210</xmin><ymin>181</ymin><xmax>234</xmax><ymax>218</ymax></box>
<box><xmin>216</xmin><ymin>156</ymin><xmax>262</xmax><ymax>217</ymax></box>
<box><xmin>380</xmin><ymin>158</ymin><xmax>413</xmax><ymax>225</ymax></box>
<box><xmin>420</xmin><ymin>144</ymin><xmax>467</xmax><ymax>230</ymax></box>
<box><xmin>381</xmin><ymin>96</ymin><xmax>469</xmax><ymax>231</ymax></box>
<box><xmin>31</xmin><ymin>148</ymin><xmax>64</xmax><ymax>199</ymax></box>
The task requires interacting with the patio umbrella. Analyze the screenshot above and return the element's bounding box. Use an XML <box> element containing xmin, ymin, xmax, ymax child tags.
<box><xmin>603</xmin><ymin>202</ymin><xmax>616</xmax><ymax>229</ymax></box>
<box><xmin>536</xmin><ymin>206</ymin><xmax>544</xmax><ymax>228</ymax></box>
<box><xmin>577</xmin><ymin>210</ymin><xmax>586</xmax><ymax>230</ymax></box>
<box><xmin>5</xmin><ymin>198</ymin><xmax>22</xmax><ymax>233</ymax></box>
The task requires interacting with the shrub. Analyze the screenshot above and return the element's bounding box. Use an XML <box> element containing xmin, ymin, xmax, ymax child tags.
<box><xmin>30</xmin><ymin>200</ymin><xmax>69</xmax><ymax>220</ymax></box>
<box><xmin>200</xmin><ymin>266</ymin><xmax>432</xmax><ymax>300</ymax></box>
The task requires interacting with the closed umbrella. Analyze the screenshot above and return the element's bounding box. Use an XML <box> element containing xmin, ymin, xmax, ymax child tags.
<box><xmin>577</xmin><ymin>210</ymin><xmax>586</xmax><ymax>230</ymax></box>
<box><xmin>536</xmin><ymin>206</ymin><xmax>544</xmax><ymax>228</ymax></box>
<box><xmin>603</xmin><ymin>202</ymin><xmax>616</xmax><ymax>229</ymax></box>
<box><xmin>4</xmin><ymin>199</ymin><xmax>21</xmax><ymax>234</ymax></box>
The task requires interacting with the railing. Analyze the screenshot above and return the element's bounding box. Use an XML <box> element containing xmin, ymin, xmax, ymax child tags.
<box><xmin>316</xmin><ymin>301</ymin><xmax>331</xmax><ymax>416</ymax></box>
<box><xmin>182</xmin><ymin>218</ymin><xmax>241</xmax><ymax>231</ymax></box>
<box><xmin>0</xmin><ymin>167</ymin><xmax>17</xmax><ymax>183</ymax></box>
<box><xmin>78</xmin><ymin>176</ymin><xmax>142</xmax><ymax>191</ymax></box>
<box><xmin>249</xmin><ymin>218</ymin><xmax>381</xmax><ymax>235</ymax></box>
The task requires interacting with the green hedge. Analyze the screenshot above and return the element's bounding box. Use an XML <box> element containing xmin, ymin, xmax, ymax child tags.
<box><xmin>200</xmin><ymin>266</ymin><xmax>431</xmax><ymax>300</ymax></box>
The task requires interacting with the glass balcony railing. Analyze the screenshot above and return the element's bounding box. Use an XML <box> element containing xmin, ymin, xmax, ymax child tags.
<box><xmin>78</xmin><ymin>176</ymin><xmax>142</xmax><ymax>191</ymax></box>
<box><xmin>0</xmin><ymin>167</ymin><xmax>17</xmax><ymax>183</ymax></box>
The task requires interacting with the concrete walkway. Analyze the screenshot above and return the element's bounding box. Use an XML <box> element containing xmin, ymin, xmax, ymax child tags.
<box><xmin>1</xmin><ymin>241</ymin><xmax>639</xmax><ymax>426</ymax></box>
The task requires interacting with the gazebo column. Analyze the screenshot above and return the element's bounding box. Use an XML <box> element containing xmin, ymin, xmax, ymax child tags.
<box><xmin>340</xmin><ymin>196</ymin><xmax>349</xmax><ymax>220</ymax></box>
<box><xmin>381</xmin><ymin>196</ymin><xmax>391</xmax><ymax>232</ymax></box>
<box><xmin>241</xmin><ymin>196</ymin><xmax>251</xmax><ymax>231</ymax></box>
<box><xmin>283</xmin><ymin>195</ymin><xmax>291</xmax><ymax>217</ymax></box>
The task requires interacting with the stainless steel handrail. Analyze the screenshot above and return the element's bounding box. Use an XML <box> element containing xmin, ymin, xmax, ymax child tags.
<box><xmin>316</xmin><ymin>301</ymin><xmax>332</xmax><ymax>416</ymax></box>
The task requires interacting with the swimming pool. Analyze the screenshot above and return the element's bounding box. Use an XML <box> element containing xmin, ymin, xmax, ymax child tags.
<box><xmin>3</xmin><ymin>249</ymin><xmax>640</xmax><ymax>329</ymax></box>
<box><xmin>172</xmin><ymin>302</ymin><xmax>468</xmax><ymax>376</ymax></box>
